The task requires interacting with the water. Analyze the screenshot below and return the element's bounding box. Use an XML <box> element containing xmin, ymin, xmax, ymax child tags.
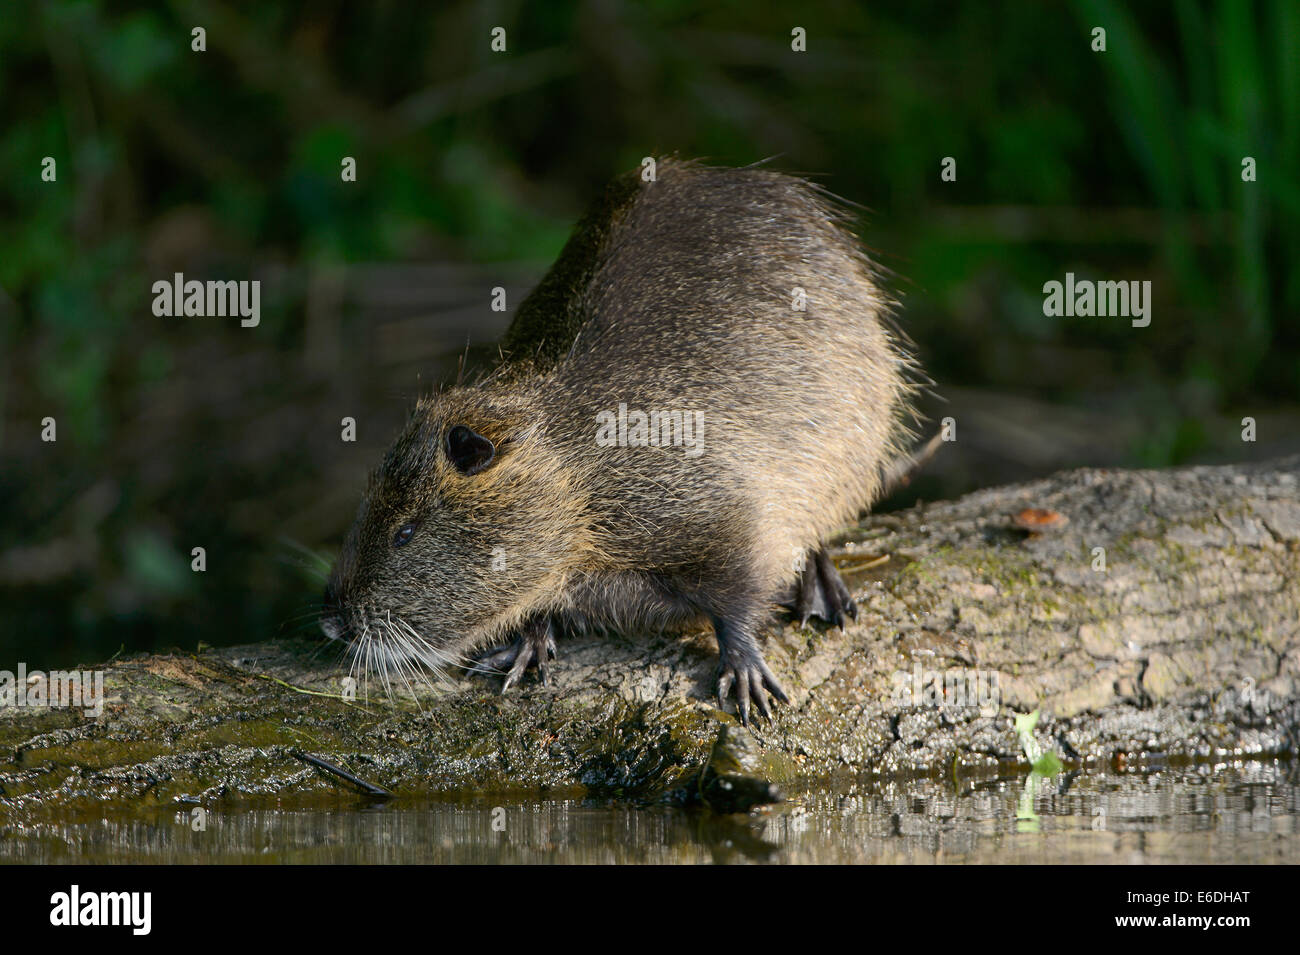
<box><xmin>6</xmin><ymin>761</ymin><xmax>1297</xmax><ymax>864</ymax></box>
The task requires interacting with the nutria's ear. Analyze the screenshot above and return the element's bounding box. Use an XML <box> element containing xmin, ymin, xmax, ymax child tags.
<box><xmin>446</xmin><ymin>424</ymin><xmax>496</xmax><ymax>475</ymax></box>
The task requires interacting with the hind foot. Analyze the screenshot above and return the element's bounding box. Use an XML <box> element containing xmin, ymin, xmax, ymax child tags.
<box><xmin>476</xmin><ymin>618</ymin><xmax>557</xmax><ymax>691</ymax></box>
<box><xmin>790</xmin><ymin>547</ymin><xmax>858</xmax><ymax>630</ymax></box>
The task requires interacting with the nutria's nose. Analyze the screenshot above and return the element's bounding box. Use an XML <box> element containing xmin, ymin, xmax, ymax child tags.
<box><xmin>319</xmin><ymin>613</ymin><xmax>345</xmax><ymax>642</ymax></box>
<box><xmin>320</xmin><ymin>581</ymin><xmax>346</xmax><ymax>642</ymax></box>
<box><xmin>321</xmin><ymin>579</ymin><xmax>345</xmax><ymax>625</ymax></box>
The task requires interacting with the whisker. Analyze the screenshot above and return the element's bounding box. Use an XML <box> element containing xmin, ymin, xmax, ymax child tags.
<box><xmin>382</xmin><ymin>612</ymin><xmax>422</xmax><ymax>709</ymax></box>
<box><xmin>279</xmin><ymin>609</ymin><xmax>327</xmax><ymax>626</ymax></box>
<box><xmin>394</xmin><ymin>617</ymin><xmax>457</xmax><ymax>690</ymax></box>
<box><xmin>275</xmin><ymin>536</ymin><xmax>333</xmax><ymax>582</ymax></box>
<box><xmin>331</xmin><ymin>607</ymin><xmax>510</xmax><ymax>703</ymax></box>
<box><xmin>306</xmin><ymin>635</ymin><xmax>339</xmax><ymax>663</ymax></box>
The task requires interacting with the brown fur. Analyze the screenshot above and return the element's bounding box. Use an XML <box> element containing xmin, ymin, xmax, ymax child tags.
<box><xmin>323</xmin><ymin>159</ymin><xmax>920</xmax><ymax>707</ymax></box>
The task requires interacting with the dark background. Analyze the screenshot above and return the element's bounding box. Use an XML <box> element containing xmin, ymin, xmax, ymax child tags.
<box><xmin>2</xmin><ymin>1</ymin><xmax>1297</xmax><ymax>668</ymax></box>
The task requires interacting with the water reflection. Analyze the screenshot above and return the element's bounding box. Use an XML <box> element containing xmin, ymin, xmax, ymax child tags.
<box><xmin>6</xmin><ymin>761</ymin><xmax>1297</xmax><ymax>864</ymax></box>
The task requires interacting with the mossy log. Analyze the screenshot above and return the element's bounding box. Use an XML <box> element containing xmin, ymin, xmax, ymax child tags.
<box><xmin>4</xmin><ymin>457</ymin><xmax>1298</xmax><ymax>814</ymax></box>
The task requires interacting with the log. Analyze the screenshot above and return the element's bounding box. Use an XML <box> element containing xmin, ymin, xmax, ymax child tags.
<box><xmin>3</xmin><ymin>457</ymin><xmax>1298</xmax><ymax>814</ymax></box>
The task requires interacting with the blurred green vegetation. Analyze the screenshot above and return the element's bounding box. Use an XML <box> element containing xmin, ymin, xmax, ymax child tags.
<box><xmin>1</xmin><ymin>0</ymin><xmax>1296</xmax><ymax>665</ymax></box>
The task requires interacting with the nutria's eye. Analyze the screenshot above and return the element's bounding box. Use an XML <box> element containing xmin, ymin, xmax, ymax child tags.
<box><xmin>393</xmin><ymin>523</ymin><xmax>418</xmax><ymax>547</ymax></box>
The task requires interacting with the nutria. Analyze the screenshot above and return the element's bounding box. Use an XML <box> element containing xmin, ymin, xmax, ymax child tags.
<box><xmin>321</xmin><ymin>158</ymin><xmax>922</xmax><ymax>723</ymax></box>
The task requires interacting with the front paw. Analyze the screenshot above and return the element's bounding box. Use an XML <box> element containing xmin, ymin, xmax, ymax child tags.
<box><xmin>716</xmin><ymin>650</ymin><xmax>789</xmax><ymax>726</ymax></box>
<box><xmin>475</xmin><ymin>618</ymin><xmax>557</xmax><ymax>692</ymax></box>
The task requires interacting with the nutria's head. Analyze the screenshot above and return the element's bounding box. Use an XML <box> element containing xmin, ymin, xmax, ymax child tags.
<box><xmin>321</xmin><ymin>386</ymin><xmax>589</xmax><ymax>685</ymax></box>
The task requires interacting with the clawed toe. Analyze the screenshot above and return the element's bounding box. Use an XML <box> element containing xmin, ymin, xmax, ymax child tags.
<box><xmin>717</xmin><ymin>655</ymin><xmax>788</xmax><ymax>726</ymax></box>
<box><xmin>792</xmin><ymin>547</ymin><xmax>857</xmax><ymax>630</ymax></box>
<box><xmin>475</xmin><ymin>619</ymin><xmax>557</xmax><ymax>692</ymax></box>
